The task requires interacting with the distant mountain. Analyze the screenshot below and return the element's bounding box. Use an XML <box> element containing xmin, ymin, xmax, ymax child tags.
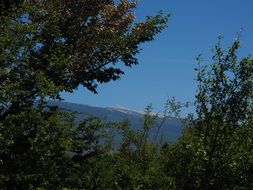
<box><xmin>49</xmin><ymin>101</ymin><xmax>184</xmax><ymax>142</ymax></box>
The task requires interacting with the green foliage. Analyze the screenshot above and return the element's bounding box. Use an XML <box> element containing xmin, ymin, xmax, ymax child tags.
<box><xmin>0</xmin><ymin>108</ymin><xmax>111</xmax><ymax>189</ymax></box>
<box><xmin>91</xmin><ymin>107</ymin><xmax>176</xmax><ymax>190</ymax></box>
<box><xmin>1</xmin><ymin>0</ymin><xmax>253</xmax><ymax>189</ymax></box>
<box><xmin>0</xmin><ymin>0</ymin><xmax>23</xmax><ymax>16</ymax></box>
<box><xmin>0</xmin><ymin>1</ymin><xmax>171</xmax><ymax>189</ymax></box>
<box><xmin>0</xmin><ymin>0</ymin><xmax>169</xmax><ymax>122</ymax></box>
<box><xmin>161</xmin><ymin>38</ymin><xmax>253</xmax><ymax>190</ymax></box>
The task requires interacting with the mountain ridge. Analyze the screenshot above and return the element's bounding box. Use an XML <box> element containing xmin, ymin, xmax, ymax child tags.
<box><xmin>49</xmin><ymin>101</ymin><xmax>184</xmax><ymax>141</ymax></box>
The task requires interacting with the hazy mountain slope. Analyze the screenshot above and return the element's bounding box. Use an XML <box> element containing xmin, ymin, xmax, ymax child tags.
<box><xmin>49</xmin><ymin>101</ymin><xmax>184</xmax><ymax>141</ymax></box>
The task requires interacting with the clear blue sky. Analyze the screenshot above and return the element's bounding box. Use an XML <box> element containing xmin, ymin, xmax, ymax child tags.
<box><xmin>61</xmin><ymin>0</ymin><xmax>253</xmax><ymax>112</ymax></box>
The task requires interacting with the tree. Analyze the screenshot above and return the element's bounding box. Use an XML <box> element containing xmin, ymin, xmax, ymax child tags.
<box><xmin>161</xmin><ymin>37</ymin><xmax>253</xmax><ymax>189</ymax></box>
<box><xmin>0</xmin><ymin>107</ymin><xmax>115</xmax><ymax>189</ymax></box>
<box><xmin>0</xmin><ymin>0</ymin><xmax>23</xmax><ymax>16</ymax></box>
<box><xmin>91</xmin><ymin>106</ymin><xmax>176</xmax><ymax>189</ymax></box>
<box><xmin>0</xmin><ymin>1</ymin><xmax>169</xmax><ymax>189</ymax></box>
<box><xmin>0</xmin><ymin>0</ymin><xmax>169</xmax><ymax>122</ymax></box>
<box><xmin>193</xmin><ymin>37</ymin><xmax>253</xmax><ymax>189</ymax></box>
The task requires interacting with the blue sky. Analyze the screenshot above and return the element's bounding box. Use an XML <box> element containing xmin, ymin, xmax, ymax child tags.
<box><xmin>61</xmin><ymin>0</ymin><xmax>253</xmax><ymax>112</ymax></box>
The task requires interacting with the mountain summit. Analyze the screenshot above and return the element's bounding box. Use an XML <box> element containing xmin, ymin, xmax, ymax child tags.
<box><xmin>49</xmin><ymin>101</ymin><xmax>184</xmax><ymax>142</ymax></box>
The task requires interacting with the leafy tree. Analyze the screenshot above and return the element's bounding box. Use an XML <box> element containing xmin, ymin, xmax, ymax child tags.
<box><xmin>0</xmin><ymin>108</ymin><xmax>104</xmax><ymax>189</ymax></box>
<box><xmin>0</xmin><ymin>1</ymin><xmax>169</xmax><ymax>189</ymax></box>
<box><xmin>161</xmin><ymin>37</ymin><xmax>253</xmax><ymax>190</ymax></box>
<box><xmin>94</xmin><ymin>106</ymin><xmax>176</xmax><ymax>190</ymax></box>
<box><xmin>4</xmin><ymin>1</ymin><xmax>253</xmax><ymax>189</ymax></box>
<box><xmin>0</xmin><ymin>0</ymin><xmax>169</xmax><ymax>122</ymax></box>
<box><xmin>0</xmin><ymin>0</ymin><xmax>23</xmax><ymax>16</ymax></box>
